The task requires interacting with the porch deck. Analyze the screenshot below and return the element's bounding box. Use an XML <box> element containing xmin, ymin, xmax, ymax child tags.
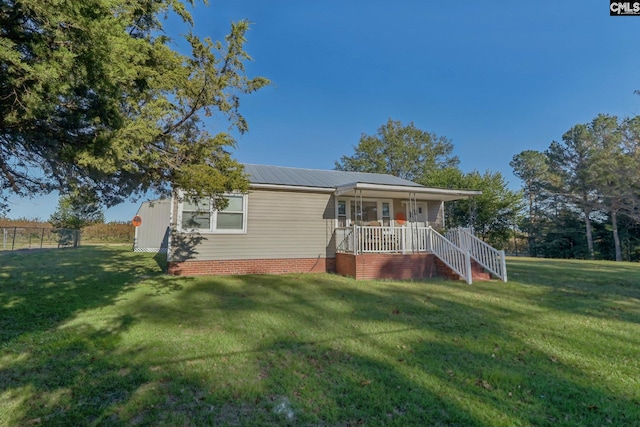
<box><xmin>334</xmin><ymin>225</ymin><xmax>507</xmax><ymax>284</ymax></box>
<box><xmin>335</xmin><ymin>225</ymin><xmax>471</xmax><ymax>283</ymax></box>
<box><xmin>335</xmin><ymin>225</ymin><xmax>432</xmax><ymax>254</ymax></box>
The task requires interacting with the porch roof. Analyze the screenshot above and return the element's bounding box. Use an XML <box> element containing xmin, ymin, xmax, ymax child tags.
<box><xmin>335</xmin><ymin>182</ymin><xmax>482</xmax><ymax>201</ymax></box>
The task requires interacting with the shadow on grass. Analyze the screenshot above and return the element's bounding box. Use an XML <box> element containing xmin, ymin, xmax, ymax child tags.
<box><xmin>130</xmin><ymin>272</ymin><xmax>640</xmax><ymax>425</ymax></box>
<box><xmin>2</xmin><ymin>251</ymin><xmax>640</xmax><ymax>425</ymax></box>
<box><xmin>153</xmin><ymin>251</ymin><xmax>168</xmax><ymax>273</ymax></box>
<box><xmin>0</xmin><ymin>246</ymin><xmax>163</xmax><ymax>344</ymax></box>
<box><xmin>248</xmin><ymin>335</ymin><xmax>638</xmax><ymax>426</ymax></box>
<box><xmin>0</xmin><ymin>316</ymin><xmax>229</xmax><ymax>426</ymax></box>
<box><xmin>507</xmin><ymin>257</ymin><xmax>640</xmax><ymax>324</ymax></box>
<box><xmin>0</xmin><ymin>246</ymin><xmax>203</xmax><ymax>425</ymax></box>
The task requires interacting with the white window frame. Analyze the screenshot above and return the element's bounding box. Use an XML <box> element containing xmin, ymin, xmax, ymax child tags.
<box><xmin>177</xmin><ymin>191</ymin><xmax>248</xmax><ymax>234</ymax></box>
<box><xmin>336</xmin><ymin>198</ymin><xmax>394</xmax><ymax>227</ymax></box>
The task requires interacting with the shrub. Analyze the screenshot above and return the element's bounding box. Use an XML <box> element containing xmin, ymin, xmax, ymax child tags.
<box><xmin>81</xmin><ymin>222</ymin><xmax>134</xmax><ymax>243</ymax></box>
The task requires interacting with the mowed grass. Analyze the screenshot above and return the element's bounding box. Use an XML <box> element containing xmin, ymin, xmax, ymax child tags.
<box><xmin>1</xmin><ymin>247</ymin><xmax>639</xmax><ymax>426</ymax></box>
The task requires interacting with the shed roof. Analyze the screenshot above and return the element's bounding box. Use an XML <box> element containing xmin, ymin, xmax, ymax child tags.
<box><xmin>244</xmin><ymin>164</ymin><xmax>423</xmax><ymax>189</ymax></box>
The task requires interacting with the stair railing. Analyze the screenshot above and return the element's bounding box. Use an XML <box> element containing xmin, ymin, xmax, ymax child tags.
<box><xmin>427</xmin><ymin>226</ymin><xmax>472</xmax><ymax>285</ymax></box>
<box><xmin>446</xmin><ymin>227</ymin><xmax>507</xmax><ymax>282</ymax></box>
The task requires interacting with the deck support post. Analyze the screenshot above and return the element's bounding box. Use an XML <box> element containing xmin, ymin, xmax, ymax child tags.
<box><xmin>464</xmin><ymin>249</ymin><xmax>472</xmax><ymax>285</ymax></box>
<box><xmin>500</xmin><ymin>249</ymin><xmax>507</xmax><ymax>282</ymax></box>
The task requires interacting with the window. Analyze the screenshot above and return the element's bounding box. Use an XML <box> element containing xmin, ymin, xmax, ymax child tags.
<box><xmin>181</xmin><ymin>198</ymin><xmax>211</xmax><ymax>230</ymax></box>
<box><xmin>382</xmin><ymin>202</ymin><xmax>390</xmax><ymax>226</ymax></box>
<box><xmin>351</xmin><ymin>201</ymin><xmax>378</xmax><ymax>224</ymax></box>
<box><xmin>336</xmin><ymin>198</ymin><xmax>393</xmax><ymax>227</ymax></box>
<box><xmin>179</xmin><ymin>193</ymin><xmax>247</xmax><ymax>233</ymax></box>
<box><xmin>337</xmin><ymin>200</ymin><xmax>347</xmax><ymax>227</ymax></box>
<box><xmin>217</xmin><ymin>195</ymin><xmax>244</xmax><ymax>230</ymax></box>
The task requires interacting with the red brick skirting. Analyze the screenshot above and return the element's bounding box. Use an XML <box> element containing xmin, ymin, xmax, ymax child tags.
<box><xmin>335</xmin><ymin>252</ymin><xmax>460</xmax><ymax>281</ymax></box>
<box><xmin>167</xmin><ymin>257</ymin><xmax>336</xmax><ymax>276</ymax></box>
<box><xmin>167</xmin><ymin>254</ymin><xmax>463</xmax><ymax>281</ymax></box>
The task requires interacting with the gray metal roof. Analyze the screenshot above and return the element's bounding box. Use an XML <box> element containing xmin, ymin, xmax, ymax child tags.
<box><xmin>244</xmin><ymin>164</ymin><xmax>424</xmax><ymax>189</ymax></box>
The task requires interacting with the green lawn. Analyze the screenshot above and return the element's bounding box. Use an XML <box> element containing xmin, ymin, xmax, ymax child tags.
<box><xmin>1</xmin><ymin>247</ymin><xmax>639</xmax><ymax>426</ymax></box>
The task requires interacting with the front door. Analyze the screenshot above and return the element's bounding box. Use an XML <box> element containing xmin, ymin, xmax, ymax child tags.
<box><xmin>406</xmin><ymin>202</ymin><xmax>428</xmax><ymax>251</ymax></box>
<box><xmin>406</xmin><ymin>202</ymin><xmax>428</xmax><ymax>225</ymax></box>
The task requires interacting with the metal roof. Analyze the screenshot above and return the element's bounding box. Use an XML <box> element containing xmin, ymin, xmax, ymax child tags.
<box><xmin>244</xmin><ymin>164</ymin><xmax>424</xmax><ymax>189</ymax></box>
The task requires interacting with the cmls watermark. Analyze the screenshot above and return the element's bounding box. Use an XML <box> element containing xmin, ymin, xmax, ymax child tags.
<box><xmin>610</xmin><ymin>1</ymin><xmax>640</xmax><ymax>15</ymax></box>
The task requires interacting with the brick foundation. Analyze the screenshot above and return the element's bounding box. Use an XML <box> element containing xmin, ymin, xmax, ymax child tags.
<box><xmin>167</xmin><ymin>257</ymin><xmax>336</xmax><ymax>276</ymax></box>
<box><xmin>167</xmin><ymin>253</ymin><xmax>466</xmax><ymax>281</ymax></box>
<box><xmin>335</xmin><ymin>252</ymin><xmax>460</xmax><ymax>281</ymax></box>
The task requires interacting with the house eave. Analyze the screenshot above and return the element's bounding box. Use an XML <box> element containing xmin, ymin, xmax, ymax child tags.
<box><xmin>335</xmin><ymin>182</ymin><xmax>482</xmax><ymax>201</ymax></box>
<box><xmin>249</xmin><ymin>183</ymin><xmax>336</xmax><ymax>193</ymax></box>
<box><xmin>249</xmin><ymin>181</ymin><xmax>481</xmax><ymax>201</ymax></box>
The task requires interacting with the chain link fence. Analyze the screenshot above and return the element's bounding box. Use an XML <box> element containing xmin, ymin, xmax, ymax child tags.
<box><xmin>1</xmin><ymin>227</ymin><xmax>81</xmax><ymax>251</ymax></box>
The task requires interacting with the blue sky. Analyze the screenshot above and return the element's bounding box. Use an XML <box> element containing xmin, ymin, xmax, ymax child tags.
<box><xmin>8</xmin><ymin>0</ymin><xmax>640</xmax><ymax>222</ymax></box>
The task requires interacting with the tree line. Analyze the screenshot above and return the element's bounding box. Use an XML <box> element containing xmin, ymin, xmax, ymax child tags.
<box><xmin>511</xmin><ymin>114</ymin><xmax>640</xmax><ymax>261</ymax></box>
<box><xmin>335</xmin><ymin>118</ymin><xmax>523</xmax><ymax>248</ymax></box>
<box><xmin>336</xmin><ymin>116</ymin><xmax>640</xmax><ymax>262</ymax></box>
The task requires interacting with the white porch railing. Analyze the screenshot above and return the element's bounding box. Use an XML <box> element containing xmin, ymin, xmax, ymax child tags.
<box><xmin>335</xmin><ymin>226</ymin><xmax>355</xmax><ymax>253</ymax></box>
<box><xmin>427</xmin><ymin>226</ymin><xmax>473</xmax><ymax>285</ymax></box>
<box><xmin>357</xmin><ymin>226</ymin><xmax>405</xmax><ymax>253</ymax></box>
<box><xmin>335</xmin><ymin>225</ymin><xmax>407</xmax><ymax>254</ymax></box>
<box><xmin>446</xmin><ymin>227</ymin><xmax>507</xmax><ymax>282</ymax></box>
<box><xmin>335</xmin><ymin>225</ymin><xmax>473</xmax><ymax>284</ymax></box>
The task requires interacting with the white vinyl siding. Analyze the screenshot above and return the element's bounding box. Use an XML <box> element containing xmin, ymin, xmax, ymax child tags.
<box><xmin>169</xmin><ymin>188</ymin><xmax>448</xmax><ymax>263</ymax></box>
<box><xmin>428</xmin><ymin>201</ymin><xmax>445</xmax><ymax>228</ymax></box>
<box><xmin>170</xmin><ymin>190</ymin><xmax>336</xmax><ymax>262</ymax></box>
<box><xmin>177</xmin><ymin>193</ymin><xmax>247</xmax><ymax>234</ymax></box>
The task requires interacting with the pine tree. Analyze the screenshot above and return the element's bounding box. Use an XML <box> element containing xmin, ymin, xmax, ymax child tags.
<box><xmin>0</xmin><ymin>0</ymin><xmax>269</xmax><ymax>213</ymax></box>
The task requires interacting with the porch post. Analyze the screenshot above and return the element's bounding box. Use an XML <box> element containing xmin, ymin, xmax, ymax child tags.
<box><xmin>407</xmin><ymin>193</ymin><xmax>412</xmax><ymax>252</ymax></box>
<box><xmin>410</xmin><ymin>192</ymin><xmax>417</xmax><ymax>253</ymax></box>
<box><xmin>500</xmin><ymin>249</ymin><xmax>507</xmax><ymax>282</ymax></box>
<box><xmin>402</xmin><ymin>226</ymin><xmax>408</xmax><ymax>254</ymax></box>
<box><xmin>459</xmin><ymin>227</ymin><xmax>468</xmax><ymax>251</ymax></box>
<box><xmin>353</xmin><ymin>223</ymin><xmax>358</xmax><ymax>255</ymax></box>
<box><xmin>465</xmin><ymin>249</ymin><xmax>473</xmax><ymax>285</ymax></box>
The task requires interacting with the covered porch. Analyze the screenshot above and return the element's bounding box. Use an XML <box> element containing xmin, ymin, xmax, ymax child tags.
<box><xmin>334</xmin><ymin>223</ymin><xmax>474</xmax><ymax>282</ymax></box>
<box><xmin>331</xmin><ymin>182</ymin><xmax>506</xmax><ymax>283</ymax></box>
<box><xmin>336</xmin><ymin>223</ymin><xmax>434</xmax><ymax>254</ymax></box>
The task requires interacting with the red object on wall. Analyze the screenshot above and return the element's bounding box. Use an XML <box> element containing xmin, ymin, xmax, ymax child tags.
<box><xmin>395</xmin><ymin>211</ymin><xmax>406</xmax><ymax>225</ymax></box>
<box><xmin>132</xmin><ymin>215</ymin><xmax>142</xmax><ymax>227</ymax></box>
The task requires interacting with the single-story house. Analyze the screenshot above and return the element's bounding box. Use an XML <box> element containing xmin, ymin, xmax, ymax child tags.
<box><xmin>134</xmin><ymin>164</ymin><xmax>507</xmax><ymax>283</ymax></box>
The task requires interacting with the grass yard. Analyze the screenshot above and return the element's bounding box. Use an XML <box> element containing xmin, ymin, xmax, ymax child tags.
<box><xmin>1</xmin><ymin>247</ymin><xmax>639</xmax><ymax>426</ymax></box>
